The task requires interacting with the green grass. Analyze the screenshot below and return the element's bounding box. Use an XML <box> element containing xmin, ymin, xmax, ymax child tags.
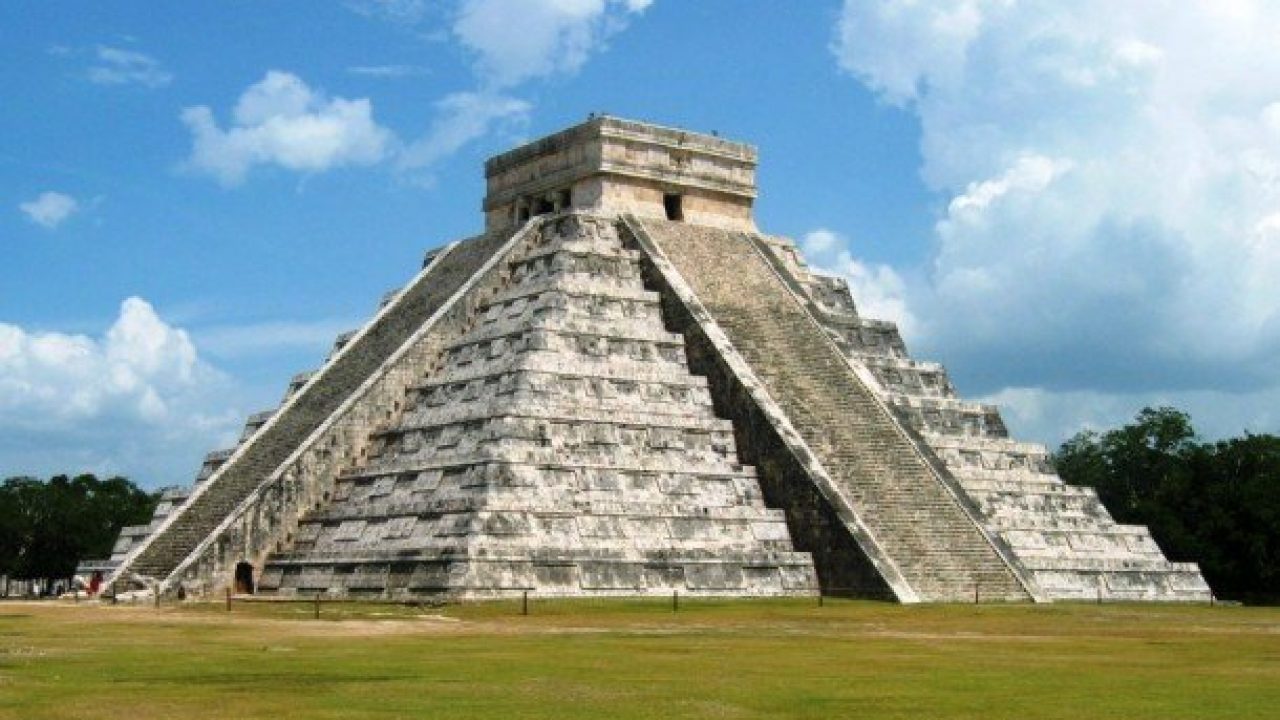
<box><xmin>1</xmin><ymin>597</ymin><xmax>1276</xmax><ymax>719</ymax></box>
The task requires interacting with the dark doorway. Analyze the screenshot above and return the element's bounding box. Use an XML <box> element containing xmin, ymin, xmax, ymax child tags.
<box><xmin>234</xmin><ymin>561</ymin><xmax>255</xmax><ymax>595</ymax></box>
<box><xmin>536</xmin><ymin>197</ymin><xmax>555</xmax><ymax>215</ymax></box>
<box><xmin>663</xmin><ymin>193</ymin><xmax>684</xmax><ymax>221</ymax></box>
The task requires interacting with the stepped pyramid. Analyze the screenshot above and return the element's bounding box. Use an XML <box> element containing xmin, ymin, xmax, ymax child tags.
<box><xmin>100</xmin><ymin>116</ymin><xmax>1211</xmax><ymax>603</ymax></box>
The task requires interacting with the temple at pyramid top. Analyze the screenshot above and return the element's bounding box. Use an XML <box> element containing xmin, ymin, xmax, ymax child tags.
<box><xmin>483</xmin><ymin>116</ymin><xmax>758</xmax><ymax>231</ymax></box>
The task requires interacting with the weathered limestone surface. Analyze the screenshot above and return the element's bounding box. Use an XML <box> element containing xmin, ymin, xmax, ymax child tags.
<box><xmin>754</xmin><ymin>233</ymin><xmax>1211</xmax><ymax>601</ymax></box>
<box><xmin>107</xmin><ymin>229</ymin><xmax>512</xmax><ymax>590</ymax></box>
<box><xmin>164</xmin><ymin>227</ymin><xmax>534</xmax><ymax>596</ymax></box>
<box><xmin>96</xmin><ymin>115</ymin><xmax>1210</xmax><ymax>603</ymax></box>
<box><xmin>257</xmin><ymin>213</ymin><xmax>816</xmax><ymax>598</ymax></box>
<box><xmin>484</xmin><ymin>116</ymin><xmax>757</xmax><ymax>233</ymax></box>
<box><xmin>629</xmin><ymin>217</ymin><xmax>1034</xmax><ymax>603</ymax></box>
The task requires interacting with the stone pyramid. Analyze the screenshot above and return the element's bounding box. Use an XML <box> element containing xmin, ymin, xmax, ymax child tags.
<box><xmin>257</xmin><ymin>213</ymin><xmax>815</xmax><ymax>597</ymax></box>
<box><xmin>100</xmin><ymin>116</ymin><xmax>1211</xmax><ymax>603</ymax></box>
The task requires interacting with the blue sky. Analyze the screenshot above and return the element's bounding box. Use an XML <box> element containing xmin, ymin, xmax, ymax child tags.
<box><xmin>5</xmin><ymin>1</ymin><xmax>1280</xmax><ymax>488</ymax></box>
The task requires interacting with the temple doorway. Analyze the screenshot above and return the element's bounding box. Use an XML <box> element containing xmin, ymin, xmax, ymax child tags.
<box><xmin>234</xmin><ymin>561</ymin><xmax>255</xmax><ymax>595</ymax></box>
<box><xmin>663</xmin><ymin>193</ymin><xmax>684</xmax><ymax>221</ymax></box>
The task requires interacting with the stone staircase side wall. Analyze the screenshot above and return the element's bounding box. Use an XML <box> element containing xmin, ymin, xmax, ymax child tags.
<box><xmin>753</xmin><ymin>234</ymin><xmax>1211</xmax><ymax>602</ymax></box>
<box><xmin>165</xmin><ymin>222</ymin><xmax>542</xmax><ymax>596</ymax></box>
<box><xmin>630</xmin><ymin>216</ymin><xmax>1045</xmax><ymax>602</ymax></box>
<box><xmin>624</xmin><ymin>216</ymin><xmax>907</xmax><ymax>600</ymax></box>
<box><xmin>109</xmin><ymin>226</ymin><xmax>516</xmax><ymax>591</ymax></box>
<box><xmin>745</xmin><ymin>235</ymin><xmax>1041</xmax><ymax>562</ymax></box>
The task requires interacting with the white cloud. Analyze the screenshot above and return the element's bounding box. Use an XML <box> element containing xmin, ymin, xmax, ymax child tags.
<box><xmin>181</xmin><ymin>71</ymin><xmax>396</xmax><ymax>186</ymax></box>
<box><xmin>87</xmin><ymin>45</ymin><xmax>173</xmax><ymax>88</ymax></box>
<box><xmin>399</xmin><ymin>91</ymin><xmax>531</xmax><ymax>170</ymax></box>
<box><xmin>802</xmin><ymin>229</ymin><xmax>918</xmax><ymax>339</ymax></box>
<box><xmin>0</xmin><ymin>298</ymin><xmax>215</xmax><ymax>427</ymax></box>
<box><xmin>944</xmin><ymin>154</ymin><xmax>1072</xmax><ymax>219</ymax></box>
<box><xmin>832</xmin><ymin>1</ymin><xmax>1280</xmax><ymax>434</ymax></box>
<box><xmin>0</xmin><ymin>298</ymin><xmax>243</xmax><ymax>485</ymax></box>
<box><xmin>453</xmin><ymin>0</ymin><xmax>653</xmax><ymax>89</ymax></box>
<box><xmin>19</xmin><ymin>191</ymin><xmax>79</xmax><ymax>229</ymax></box>
<box><xmin>340</xmin><ymin>1</ymin><xmax>652</xmax><ymax>171</ymax></box>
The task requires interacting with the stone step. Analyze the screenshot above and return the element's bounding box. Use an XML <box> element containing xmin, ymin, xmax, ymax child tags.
<box><xmin>111</xmin><ymin>230</ymin><xmax>516</xmax><ymax>585</ymax></box>
<box><xmin>243</xmin><ymin>212</ymin><xmax>820</xmax><ymax>601</ymax></box>
<box><xmin>636</xmin><ymin>218</ymin><xmax>1030</xmax><ymax>602</ymax></box>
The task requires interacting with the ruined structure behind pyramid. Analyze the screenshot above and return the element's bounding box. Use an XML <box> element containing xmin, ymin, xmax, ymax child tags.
<box><xmin>96</xmin><ymin>117</ymin><xmax>1211</xmax><ymax>603</ymax></box>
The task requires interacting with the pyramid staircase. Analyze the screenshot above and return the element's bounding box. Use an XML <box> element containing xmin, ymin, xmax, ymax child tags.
<box><xmin>105</xmin><ymin>228</ymin><xmax>515</xmax><ymax>591</ymax></box>
<box><xmin>107</xmin><ymin>212</ymin><xmax>815</xmax><ymax>599</ymax></box>
<box><xmin>628</xmin><ymin>217</ymin><xmax>1034</xmax><ymax>602</ymax></box>
<box><xmin>749</xmin><ymin>231</ymin><xmax>1211</xmax><ymax>601</ymax></box>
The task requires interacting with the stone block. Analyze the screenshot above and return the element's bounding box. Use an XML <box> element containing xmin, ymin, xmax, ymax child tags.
<box><xmin>685</xmin><ymin>563</ymin><xmax>745</xmax><ymax>591</ymax></box>
<box><xmin>579</xmin><ymin>563</ymin><xmax>644</xmax><ymax>590</ymax></box>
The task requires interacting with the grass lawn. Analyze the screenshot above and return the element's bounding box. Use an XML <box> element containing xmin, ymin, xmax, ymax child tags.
<box><xmin>0</xmin><ymin>596</ymin><xmax>1276</xmax><ymax>719</ymax></box>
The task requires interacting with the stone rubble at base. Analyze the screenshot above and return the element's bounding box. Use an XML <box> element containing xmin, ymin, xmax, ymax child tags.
<box><xmin>87</xmin><ymin>116</ymin><xmax>1211</xmax><ymax>604</ymax></box>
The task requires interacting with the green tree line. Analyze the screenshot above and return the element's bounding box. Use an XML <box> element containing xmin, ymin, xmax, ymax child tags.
<box><xmin>0</xmin><ymin>474</ymin><xmax>157</xmax><ymax>582</ymax></box>
<box><xmin>1054</xmin><ymin>407</ymin><xmax>1280</xmax><ymax>603</ymax></box>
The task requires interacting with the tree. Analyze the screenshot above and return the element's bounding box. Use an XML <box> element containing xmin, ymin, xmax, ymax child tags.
<box><xmin>0</xmin><ymin>474</ymin><xmax>157</xmax><ymax>582</ymax></box>
<box><xmin>1054</xmin><ymin>407</ymin><xmax>1280</xmax><ymax>603</ymax></box>
<box><xmin>0</xmin><ymin>477</ymin><xmax>42</xmax><ymax>579</ymax></box>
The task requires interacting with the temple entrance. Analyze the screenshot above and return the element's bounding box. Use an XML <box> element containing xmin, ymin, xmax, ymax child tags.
<box><xmin>663</xmin><ymin>193</ymin><xmax>684</xmax><ymax>221</ymax></box>
<box><xmin>234</xmin><ymin>561</ymin><xmax>255</xmax><ymax>595</ymax></box>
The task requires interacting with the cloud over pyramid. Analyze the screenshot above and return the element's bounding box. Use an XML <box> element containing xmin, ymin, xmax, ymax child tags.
<box><xmin>100</xmin><ymin>117</ymin><xmax>1210</xmax><ymax>603</ymax></box>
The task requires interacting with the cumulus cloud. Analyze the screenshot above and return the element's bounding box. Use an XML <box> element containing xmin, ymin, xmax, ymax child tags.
<box><xmin>0</xmin><ymin>298</ymin><xmax>216</xmax><ymax>427</ymax></box>
<box><xmin>944</xmin><ymin>154</ymin><xmax>1073</xmax><ymax>219</ymax></box>
<box><xmin>454</xmin><ymin>0</ymin><xmax>653</xmax><ymax>89</ymax></box>
<box><xmin>19</xmin><ymin>191</ymin><xmax>78</xmax><ymax>229</ymax></box>
<box><xmin>181</xmin><ymin>71</ymin><xmax>396</xmax><ymax>185</ymax></box>
<box><xmin>340</xmin><ymin>1</ymin><xmax>652</xmax><ymax>171</ymax></box>
<box><xmin>832</xmin><ymin>1</ymin><xmax>1280</xmax><ymax>439</ymax></box>
<box><xmin>0</xmin><ymin>298</ymin><xmax>242</xmax><ymax>484</ymax></box>
<box><xmin>401</xmin><ymin>0</ymin><xmax>650</xmax><ymax>168</ymax></box>
<box><xmin>399</xmin><ymin>91</ymin><xmax>531</xmax><ymax>170</ymax></box>
<box><xmin>87</xmin><ymin>45</ymin><xmax>173</xmax><ymax>88</ymax></box>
